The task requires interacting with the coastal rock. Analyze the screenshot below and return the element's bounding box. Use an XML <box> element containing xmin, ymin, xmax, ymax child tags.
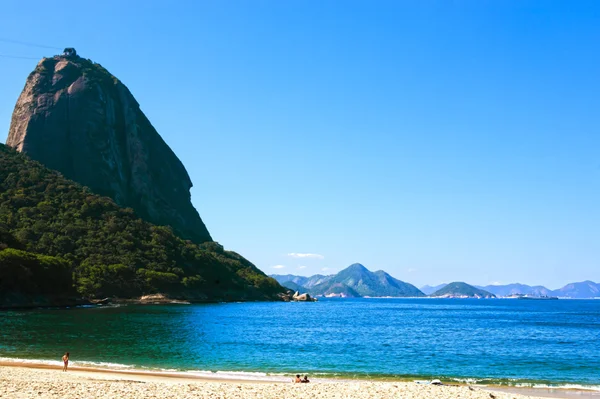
<box><xmin>138</xmin><ymin>294</ymin><xmax>190</xmax><ymax>305</ymax></box>
<box><xmin>91</xmin><ymin>298</ymin><xmax>111</xmax><ymax>305</ymax></box>
<box><xmin>7</xmin><ymin>53</ymin><xmax>211</xmax><ymax>243</ymax></box>
<box><xmin>292</xmin><ymin>291</ymin><xmax>316</xmax><ymax>302</ymax></box>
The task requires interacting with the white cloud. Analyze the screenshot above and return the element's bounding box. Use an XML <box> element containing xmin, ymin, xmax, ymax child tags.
<box><xmin>489</xmin><ymin>281</ymin><xmax>503</xmax><ymax>286</ymax></box>
<box><xmin>272</xmin><ymin>265</ymin><xmax>286</xmax><ymax>269</ymax></box>
<box><xmin>287</xmin><ymin>253</ymin><xmax>324</xmax><ymax>260</ymax></box>
<box><xmin>407</xmin><ymin>268</ymin><xmax>417</xmax><ymax>273</ymax></box>
<box><xmin>297</xmin><ymin>266</ymin><xmax>307</xmax><ymax>270</ymax></box>
<box><xmin>321</xmin><ymin>267</ymin><xmax>330</xmax><ymax>271</ymax></box>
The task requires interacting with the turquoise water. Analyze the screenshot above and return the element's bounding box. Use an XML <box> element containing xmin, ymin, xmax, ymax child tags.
<box><xmin>0</xmin><ymin>298</ymin><xmax>599</xmax><ymax>388</ymax></box>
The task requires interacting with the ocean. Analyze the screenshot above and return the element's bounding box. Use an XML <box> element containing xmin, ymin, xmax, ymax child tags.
<box><xmin>1</xmin><ymin>298</ymin><xmax>598</xmax><ymax>390</ymax></box>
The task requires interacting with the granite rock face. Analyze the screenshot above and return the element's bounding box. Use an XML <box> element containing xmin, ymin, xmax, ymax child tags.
<box><xmin>7</xmin><ymin>54</ymin><xmax>211</xmax><ymax>243</ymax></box>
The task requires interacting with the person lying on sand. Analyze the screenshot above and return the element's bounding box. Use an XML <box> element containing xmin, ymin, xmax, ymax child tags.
<box><xmin>62</xmin><ymin>352</ymin><xmax>69</xmax><ymax>372</ymax></box>
<box><xmin>301</xmin><ymin>375</ymin><xmax>310</xmax><ymax>383</ymax></box>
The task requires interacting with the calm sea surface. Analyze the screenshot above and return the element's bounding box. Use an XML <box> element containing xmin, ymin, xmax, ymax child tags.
<box><xmin>1</xmin><ymin>298</ymin><xmax>599</xmax><ymax>388</ymax></box>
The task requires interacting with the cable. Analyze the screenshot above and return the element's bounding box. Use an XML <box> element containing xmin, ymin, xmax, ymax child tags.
<box><xmin>0</xmin><ymin>38</ymin><xmax>62</xmax><ymax>50</ymax></box>
<box><xmin>0</xmin><ymin>54</ymin><xmax>40</xmax><ymax>60</ymax></box>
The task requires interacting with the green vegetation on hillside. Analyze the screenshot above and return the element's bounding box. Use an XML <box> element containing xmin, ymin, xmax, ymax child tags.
<box><xmin>430</xmin><ymin>282</ymin><xmax>495</xmax><ymax>298</ymax></box>
<box><xmin>0</xmin><ymin>144</ymin><xmax>283</xmax><ymax>302</ymax></box>
<box><xmin>310</xmin><ymin>264</ymin><xmax>425</xmax><ymax>297</ymax></box>
<box><xmin>274</xmin><ymin>264</ymin><xmax>425</xmax><ymax>298</ymax></box>
<box><xmin>320</xmin><ymin>283</ymin><xmax>360</xmax><ymax>297</ymax></box>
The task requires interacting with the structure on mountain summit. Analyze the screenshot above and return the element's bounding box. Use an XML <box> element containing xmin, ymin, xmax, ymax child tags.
<box><xmin>62</xmin><ymin>47</ymin><xmax>77</xmax><ymax>57</ymax></box>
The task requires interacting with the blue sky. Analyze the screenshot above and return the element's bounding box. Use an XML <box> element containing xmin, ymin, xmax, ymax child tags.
<box><xmin>1</xmin><ymin>1</ymin><xmax>598</xmax><ymax>289</ymax></box>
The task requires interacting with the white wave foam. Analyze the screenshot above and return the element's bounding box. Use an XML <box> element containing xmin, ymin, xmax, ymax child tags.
<box><xmin>182</xmin><ymin>370</ymin><xmax>289</xmax><ymax>382</ymax></box>
<box><xmin>71</xmin><ymin>361</ymin><xmax>135</xmax><ymax>369</ymax></box>
<box><xmin>513</xmin><ymin>383</ymin><xmax>600</xmax><ymax>392</ymax></box>
<box><xmin>450</xmin><ymin>376</ymin><xmax>600</xmax><ymax>392</ymax></box>
<box><xmin>0</xmin><ymin>357</ymin><xmax>134</xmax><ymax>370</ymax></box>
<box><xmin>0</xmin><ymin>357</ymin><xmax>64</xmax><ymax>367</ymax></box>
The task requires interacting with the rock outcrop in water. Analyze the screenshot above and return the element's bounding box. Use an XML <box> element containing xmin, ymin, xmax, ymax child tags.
<box><xmin>6</xmin><ymin>52</ymin><xmax>211</xmax><ymax>243</ymax></box>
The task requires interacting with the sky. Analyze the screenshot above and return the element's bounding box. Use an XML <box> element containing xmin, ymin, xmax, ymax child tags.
<box><xmin>0</xmin><ymin>1</ymin><xmax>599</xmax><ymax>289</ymax></box>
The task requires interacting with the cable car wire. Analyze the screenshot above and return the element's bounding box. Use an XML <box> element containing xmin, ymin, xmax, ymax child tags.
<box><xmin>0</xmin><ymin>54</ymin><xmax>40</xmax><ymax>60</ymax></box>
<box><xmin>0</xmin><ymin>37</ymin><xmax>61</xmax><ymax>50</ymax></box>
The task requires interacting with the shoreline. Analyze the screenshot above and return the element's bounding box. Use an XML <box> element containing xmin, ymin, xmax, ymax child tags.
<box><xmin>0</xmin><ymin>364</ymin><xmax>539</xmax><ymax>399</ymax></box>
<box><xmin>0</xmin><ymin>361</ymin><xmax>272</xmax><ymax>384</ymax></box>
<box><xmin>0</xmin><ymin>361</ymin><xmax>274</xmax><ymax>384</ymax></box>
<box><xmin>1</xmin><ymin>360</ymin><xmax>598</xmax><ymax>399</ymax></box>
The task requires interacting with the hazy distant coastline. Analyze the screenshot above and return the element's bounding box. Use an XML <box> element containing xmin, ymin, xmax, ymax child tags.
<box><xmin>271</xmin><ymin>264</ymin><xmax>599</xmax><ymax>299</ymax></box>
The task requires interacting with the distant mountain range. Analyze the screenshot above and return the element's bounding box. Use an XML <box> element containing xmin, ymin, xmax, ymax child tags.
<box><xmin>475</xmin><ymin>284</ymin><xmax>553</xmax><ymax>297</ymax></box>
<box><xmin>553</xmin><ymin>281</ymin><xmax>600</xmax><ymax>299</ymax></box>
<box><xmin>273</xmin><ymin>267</ymin><xmax>600</xmax><ymax>299</ymax></box>
<box><xmin>421</xmin><ymin>281</ymin><xmax>600</xmax><ymax>299</ymax></box>
<box><xmin>272</xmin><ymin>263</ymin><xmax>425</xmax><ymax>298</ymax></box>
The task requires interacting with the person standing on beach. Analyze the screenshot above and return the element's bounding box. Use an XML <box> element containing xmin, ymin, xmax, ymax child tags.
<box><xmin>62</xmin><ymin>352</ymin><xmax>69</xmax><ymax>372</ymax></box>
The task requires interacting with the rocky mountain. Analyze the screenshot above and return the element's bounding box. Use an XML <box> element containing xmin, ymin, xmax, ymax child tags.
<box><xmin>476</xmin><ymin>283</ymin><xmax>553</xmax><ymax>297</ymax></box>
<box><xmin>553</xmin><ymin>281</ymin><xmax>600</xmax><ymax>299</ymax></box>
<box><xmin>430</xmin><ymin>282</ymin><xmax>495</xmax><ymax>298</ymax></box>
<box><xmin>6</xmin><ymin>52</ymin><xmax>211</xmax><ymax>243</ymax></box>
<box><xmin>0</xmin><ymin>143</ymin><xmax>284</xmax><ymax>307</ymax></box>
<box><xmin>272</xmin><ymin>264</ymin><xmax>424</xmax><ymax>298</ymax></box>
<box><xmin>420</xmin><ymin>284</ymin><xmax>448</xmax><ymax>295</ymax></box>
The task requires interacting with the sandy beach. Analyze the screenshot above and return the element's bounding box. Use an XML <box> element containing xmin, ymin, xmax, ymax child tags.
<box><xmin>0</xmin><ymin>362</ymin><xmax>562</xmax><ymax>399</ymax></box>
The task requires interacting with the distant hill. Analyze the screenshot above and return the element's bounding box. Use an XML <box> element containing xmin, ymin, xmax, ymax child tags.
<box><xmin>320</xmin><ymin>283</ymin><xmax>360</xmax><ymax>298</ymax></box>
<box><xmin>311</xmin><ymin>264</ymin><xmax>425</xmax><ymax>297</ymax></box>
<box><xmin>280</xmin><ymin>281</ymin><xmax>304</xmax><ymax>292</ymax></box>
<box><xmin>271</xmin><ymin>273</ymin><xmax>334</xmax><ymax>289</ymax></box>
<box><xmin>430</xmin><ymin>282</ymin><xmax>495</xmax><ymax>298</ymax></box>
<box><xmin>420</xmin><ymin>284</ymin><xmax>448</xmax><ymax>295</ymax></box>
<box><xmin>274</xmin><ymin>272</ymin><xmax>600</xmax><ymax>299</ymax></box>
<box><xmin>303</xmin><ymin>274</ymin><xmax>334</xmax><ymax>289</ymax></box>
<box><xmin>271</xmin><ymin>274</ymin><xmax>309</xmax><ymax>287</ymax></box>
<box><xmin>476</xmin><ymin>283</ymin><xmax>553</xmax><ymax>297</ymax></box>
<box><xmin>272</xmin><ymin>264</ymin><xmax>424</xmax><ymax>298</ymax></box>
<box><xmin>553</xmin><ymin>281</ymin><xmax>600</xmax><ymax>299</ymax></box>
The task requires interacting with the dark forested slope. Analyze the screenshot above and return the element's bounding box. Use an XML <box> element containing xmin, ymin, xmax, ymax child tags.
<box><xmin>0</xmin><ymin>144</ymin><xmax>283</xmax><ymax>305</ymax></box>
